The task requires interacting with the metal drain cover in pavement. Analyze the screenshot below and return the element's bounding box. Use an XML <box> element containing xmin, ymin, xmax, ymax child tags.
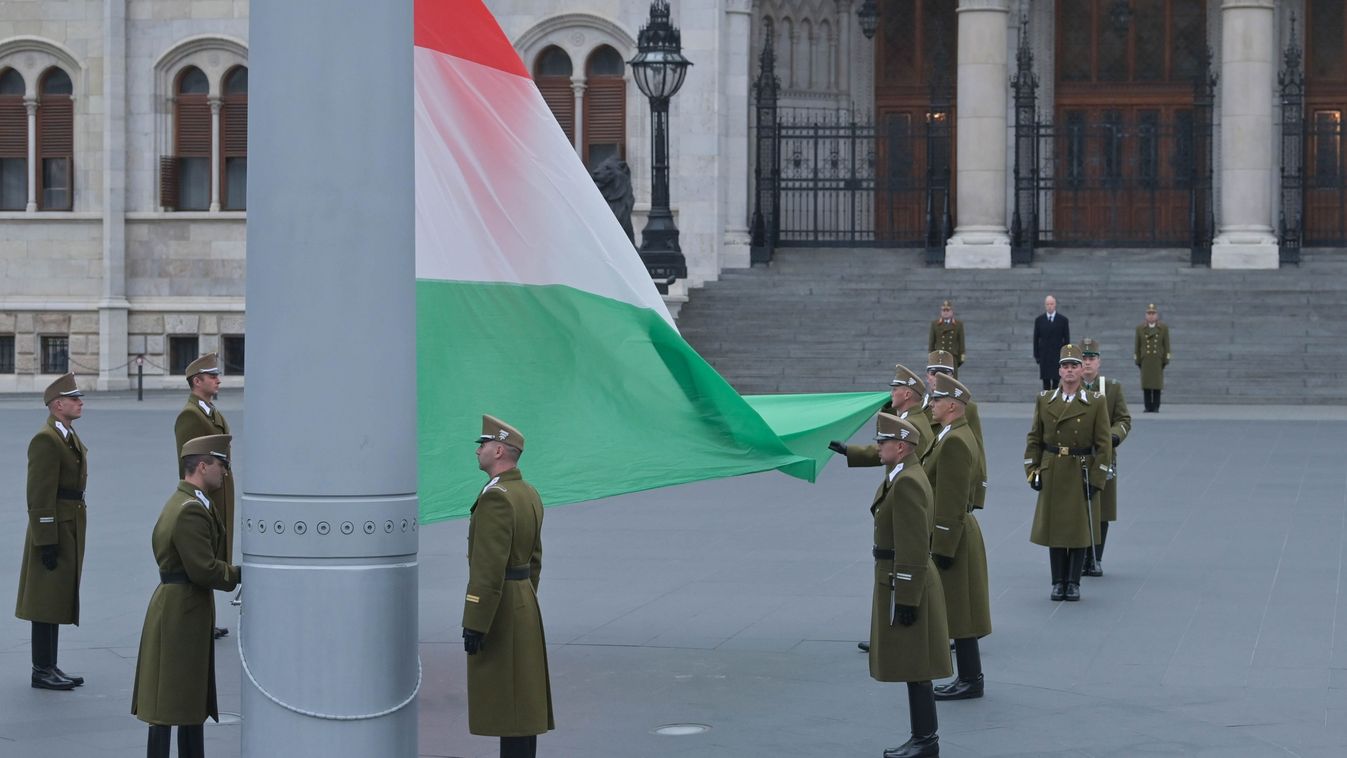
<box><xmin>653</xmin><ymin>723</ymin><xmax>711</xmax><ymax>736</ymax></box>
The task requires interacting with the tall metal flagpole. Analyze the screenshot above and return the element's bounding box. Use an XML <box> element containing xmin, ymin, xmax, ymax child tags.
<box><xmin>243</xmin><ymin>1</ymin><xmax>418</xmax><ymax>755</ymax></box>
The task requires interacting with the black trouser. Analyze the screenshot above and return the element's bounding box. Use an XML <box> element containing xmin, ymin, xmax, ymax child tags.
<box><xmin>1094</xmin><ymin>521</ymin><xmax>1110</xmax><ymax>562</ymax></box>
<box><xmin>501</xmin><ymin>735</ymin><xmax>537</xmax><ymax>758</ymax></box>
<box><xmin>952</xmin><ymin>637</ymin><xmax>981</xmax><ymax>682</ymax></box>
<box><xmin>906</xmin><ymin>681</ymin><xmax>938</xmax><ymax>738</ymax></box>
<box><xmin>1050</xmin><ymin>547</ymin><xmax>1088</xmax><ymax>584</ymax></box>
<box><xmin>1143</xmin><ymin>389</ymin><xmax>1162</xmax><ymax>412</ymax></box>
<box><xmin>31</xmin><ymin>621</ymin><xmax>58</xmax><ymax>670</ymax></box>
<box><xmin>1042</xmin><ymin>375</ymin><xmax>1059</xmax><ymax>391</ymax></box>
<box><xmin>147</xmin><ymin>724</ymin><xmax>204</xmax><ymax>758</ymax></box>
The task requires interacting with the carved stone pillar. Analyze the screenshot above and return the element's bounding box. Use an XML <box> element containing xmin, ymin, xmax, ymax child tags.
<box><xmin>208</xmin><ymin>94</ymin><xmax>222</xmax><ymax>211</ymax></box>
<box><xmin>945</xmin><ymin>0</ymin><xmax>1011</xmax><ymax>268</ymax></box>
<box><xmin>24</xmin><ymin>96</ymin><xmax>37</xmax><ymax>212</ymax></box>
<box><xmin>1212</xmin><ymin>0</ymin><xmax>1278</xmax><ymax>268</ymax></box>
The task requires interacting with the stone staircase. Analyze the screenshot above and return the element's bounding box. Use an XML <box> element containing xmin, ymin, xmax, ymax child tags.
<box><xmin>676</xmin><ymin>247</ymin><xmax>1347</xmax><ymax>404</ymax></box>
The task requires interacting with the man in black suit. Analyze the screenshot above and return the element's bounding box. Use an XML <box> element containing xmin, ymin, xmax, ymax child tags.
<box><xmin>1032</xmin><ymin>295</ymin><xmax>1070</xmax><ymax>390</ymax></box>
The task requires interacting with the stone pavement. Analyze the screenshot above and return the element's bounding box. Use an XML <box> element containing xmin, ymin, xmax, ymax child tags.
<box><xmin>2</xmin><ymin>391</ymin><xmax>1346</xmax><ymax>757</ymax></box>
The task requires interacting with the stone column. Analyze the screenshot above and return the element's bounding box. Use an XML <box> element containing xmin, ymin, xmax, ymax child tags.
<box><xmin>208</xmin><ymin>94</ymin><xmax>222</xmax><ymax>212</ymax></box>
<box><xmin>721</xmin><ymin>0</ymin><xmax>753</xmax><ymax>269</ymax></box>
<box><xmin>945</xmin><ymin>0</ymin><xmax>1011</xmax><ymax>269</ymax></box>
<box><xmin>99</xmin><ymin>0</ymin><xmax>129</xmax><ymax>391</ymax></box>
<box><xmin>570</xmin><ymin>76</ymin><xmax>585</xmax><ymax>155</ymax></box>
<box><xmin>1212</xmin><ymin>0</ymin><xmax>1277</xmax><ymax>268</ymax></box>
<box><xmin>24</xmin><ymin>96</ymin><xmax>37</xmax><ymax>212</ymax></box>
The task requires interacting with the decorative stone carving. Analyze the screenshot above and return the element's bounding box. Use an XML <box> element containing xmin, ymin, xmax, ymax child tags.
<box><xmin>591</xmin><ymin>155</ymin><xmax>636</xmax><ymax>244</ymax></box>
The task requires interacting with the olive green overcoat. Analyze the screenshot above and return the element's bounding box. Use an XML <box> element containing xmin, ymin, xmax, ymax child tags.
<box><xmin>921</xmin><ymin>416</ymin><xmax>992</xmax><ymax>640</ymax></box>
<box><xmin>845</xmin><ymin>404</ymin><xmax>934</xmax><ymax>467</ymax></box>
<box><xmin>175</xmin><ymin>396</ymin><xmax>234</xmax><ymax>559</ymax></box>
<box><xmin>928</xmin><ymin>320</ymin><xmax>966</xmax><ymax>376</ymax></box>
<box><xmin>132</xmin><ymin>482</ymin><xmax>240</xmax><ymax>726</ymax></box>
<box><xmin>1084</xmin><ymin>376</ymin><xmax>1131</xmax><ymax>522</ymax></box>
<box><xmin>464</xmin><ymin>468</ymin><xmax>554</xmax><ymax>737</ymax></box>
<box><xmin>1133</xmin><ymin>322</ymin><xmax>1170</xmax><ymax>390</ymax></box>
<box><xmin>15</xmin><ymin>416</ymin><xmax>88</xmax><ymax>625</ymax></box>
<box><xmin>869</xmin><ymin>453</ymin><xmax>952</xmax><ymax>683</ymax></box>
<box><xmin>922</xmin><ymin>398</ymin><xmax>988</xmax><ymax>510</ymax></box>
<box><xmin>1024</xmin><ymin>388</ymin><xmax>1113</xmax><ymax>547</ymax></box>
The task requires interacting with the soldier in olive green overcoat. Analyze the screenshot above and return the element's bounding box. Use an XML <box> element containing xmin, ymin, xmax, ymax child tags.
<box><xmin>1134</xmin><ymin>303</ymin><xmax>1171</xmax><ymax>412</ymax></box>
<box><xmin>1025</xmin><ymin>345</ymin><xmax>1113</xmax><ymax>602</ymax></box>
<box><xmin>463</xmin><ymin>416</ymin><xmax>552</xmax><ymax>758</ymax></box>
<box><xmin>15</xmin><ymin>373</ymin><xmax>88</xmax><ymax>691</ymax></box>
<box><xmin>1082</xmin><ymin>339</ymin><xmax>1131</xmax><ymax>576</ymax></box>
<box><xmin>868</xmin><ymin>414</ymin><xmax>949</xmax><ymax>758</ymax></box>
<box><xmin>174</xmin><ymin>353</ymin><xmax>234</xmax><ymax>641</ymax></box>
<box><xmin>927</xmin><ymin>301</ymin><xmax>965</xmax><ymax>378</ymax></box>
<box><xmin>832</xmin><ymin>364</ymin><xmax>933</xmax><ymax>466</ymax></box>
<box><xmin>133</xmin><ymin>435</ymin><xmax>241</xmax><ymax>758</ymax></box>
<box><xmin>926</xmin><ymin>351</ymin><xmax>988</xmax><ymax>511</ymax></box>
<box><xmin>922</xmin><ymin>374</ymin><xmax>991</xmax><ymax>703</ymax></box>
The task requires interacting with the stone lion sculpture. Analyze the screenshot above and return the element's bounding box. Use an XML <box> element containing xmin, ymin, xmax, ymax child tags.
<box><xmin>591</xmin><ymin>155</ymin><xmax>636</xmax><ymax>244</ymax></box>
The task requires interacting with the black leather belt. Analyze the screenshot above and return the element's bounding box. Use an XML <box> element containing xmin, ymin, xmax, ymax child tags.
<box><xmin>1044</xmin><ymin>444</ymin><xmax>1095</xmax><ymax>456</ymax></box>
<box><xmin>504</xmin><ymin>564</ymin><xmax>531</xmax><ymax>580</ymax></box>
<box><xmin>56</xmin><ymin>488</ymin><xmax>84</xmax><ymax>501</ymax></box>
<box><xmin>160</xmin><ymin>571</ymin><xmax>189</xmax><ymax>584</ymax></box>
<box><xmin>872</xmin><ymin>547</ymin><xmax>895</xmax><ymax>560</ymax></box>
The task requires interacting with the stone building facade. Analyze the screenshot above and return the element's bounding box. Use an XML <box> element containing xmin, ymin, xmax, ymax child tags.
<box><xmin>0</xmin><ymin>1</ymin><xmax>1329</xmax><ymax>390</ymax></box>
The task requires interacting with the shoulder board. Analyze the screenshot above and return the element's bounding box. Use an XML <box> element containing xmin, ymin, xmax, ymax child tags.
<box><xmin>485</xmin><ymin>484</ymin><xmax>507</xmax><ymax>495</ymax></box>
<box><xmin>1038</xmin><ymin>390</ymin><xmax>1048</xmax><ymax>397</ymax></box>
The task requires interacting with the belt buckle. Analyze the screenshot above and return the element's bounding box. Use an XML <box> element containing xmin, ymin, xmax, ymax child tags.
<box><xmin>1057</xmin><ymin>446</ymin><xmax>1069</xmax><ymax>458</ymax></box>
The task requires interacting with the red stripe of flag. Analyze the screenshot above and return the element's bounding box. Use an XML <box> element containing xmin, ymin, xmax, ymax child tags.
<box><xmin>414</xmin><ymin>0</ymin><xmax>529</xmax><ymax>78</ymax></box>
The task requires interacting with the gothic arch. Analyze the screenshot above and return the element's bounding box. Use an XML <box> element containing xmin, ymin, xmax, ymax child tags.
<box><xmin>513</xmin><ymin>13</ymin><xmax>638</xmax><ymax>70</ymax></box>
<box><xmin>0</xmin><ymin>36</ymin><xmax>85</xmax><ymax>97</ymax></box>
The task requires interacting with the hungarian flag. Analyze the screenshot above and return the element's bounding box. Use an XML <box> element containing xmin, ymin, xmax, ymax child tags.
<box><xmin>414</xmin><ymin>0</ymin><xmax>885</xmax><ymax>522</ymax></box>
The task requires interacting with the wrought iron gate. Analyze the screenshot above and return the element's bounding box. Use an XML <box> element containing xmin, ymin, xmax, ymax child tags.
<box><xmin>750</xmin><ymin>20</ymin><xmax>951</xmax><ymax>263</ymax></box>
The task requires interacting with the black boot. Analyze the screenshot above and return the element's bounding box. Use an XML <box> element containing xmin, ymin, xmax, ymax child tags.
<box><xmin>1065</xmin><ymin>549</ymin><xmax>1086</xmax><ymax>601</ymax></box>
<box><xmin>146</xmin><ymin>726</ymin><xmax>171</xmax><ymax>758</ymax></box>
<box><xmin>1089</xmin><ymin>522</ymin><xmax>1109</xmax><ymax>576</ymax></box>
<box><xmin>177</xmin><ymin>725</ymin><xmax>205</xmax><ymax>758</ymax></box>
<box><xmin>858</xmin><ymin>641</ymin><xmax>870</xmax><ymax>653</ymax></box>
<box><xmin>501</xmin><ymin>736</ymin><xmax>536</xmax><ymax>758</ymax></box>
<box><xmin>49</xmin><ymin>624</ymin><xmax>82</xmax><ymax>686</ymax></box>
<box><xmin>1049</xmin><ymin>547</ymin><xmax>1067</xmax><ymax>600</ymax></box>
<box><xmin>1153</xmin><ymin>390</ymin><xmax>1161</xmax><ymax>413</ymax></box>
<box><xmin>935</xmin><ymin>639</ymin><xmax>984</xmax><ymax>700</ymax></box>
<box><xmin>885</xmin><ymin>681</ymin><xmax>940</xmax><ymax>757</ymax></box>
<box><xmin>31</xmin><ymin>622</ymin><xmax>75</xmax><ymax>691</ymax></box>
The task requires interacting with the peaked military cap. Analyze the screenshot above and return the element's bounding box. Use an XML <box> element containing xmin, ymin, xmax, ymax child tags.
<box><xmin>875</xmin><ymin>413</ymin><xmax>921</xmax><ymax>446</ymax></box>
<box><xmin>1059</xmin><ymin>343</ymin><xmax>1084</xmax><ymax>364</ymax></box>
<box><xmin>930</xmin><ymin>373</ymin><xmax>971</xmax><ymax>404</ymax></box>
<box><xmin>889</xmin><ymin>363</ymin><xmax>924</xmax><ymax>389</ymax></box>
<box><xmin>43</xmin><ymin>372</ymin><xmax>83</xmax><ymax>405</ymax></box>
<box><xmin>477</xmin><ymin>414</ymin><xmax>524</xmax><ymax>451</ymax></box>
<box><xmin>927</xmin><ymin>350</ymin><xmax>956</xmax><ymax>371</ymax></box>
<box><xmin>185</xmin><ymin>352</ymin><xmax>222</xmax><ymax>377</ymax></box>
<box><xmin>181</xmin><ymin>434</ymin><xmax>232</xmax><ymax>463</ymax></box>
<box><xmin>1146</xmin><ymin>303</ymin><xmax>1158</xmax><ymax>312</ymax></box>
<box><xmin>940</xmin><ymin>300</ymin><xmax>953</xmax><ymax>309</ymax></box>
<box><xmin>1081</xmin><ymin>338</ymin><xmax>1101</xmax><ymax>357</ymax></box>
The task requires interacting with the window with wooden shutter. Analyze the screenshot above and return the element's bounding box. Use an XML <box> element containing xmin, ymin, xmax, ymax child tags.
<box><xmin>583</xmin><ymin>46</ymin><xmax>626</xmax><ymax>169</ymax></box>
<box><xmin>174</xmin><ymin>66</ymin><xmax>211</xmax><ymax>210</ymax></box>
<box><xmin>0</xmin><ymin>68</ymin><xmax>26</xmax><ymax>210</ymax></box>
<box><xmin>533</xmin><ymin>46</ymin><xmax>575</xmax><ymax>144</ymax></box>
<box><xmin>36</xmin><ymin>67</ymin><xmax>73</xmax><ymax>210</ymax></box>
<box><xmin>222</xmin><ymin>66</ymin><xmax>247</xmax><ymax>210</ymax></box>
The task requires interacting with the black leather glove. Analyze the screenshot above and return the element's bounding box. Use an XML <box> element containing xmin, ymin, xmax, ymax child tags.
<box><xmin>40</xmin><ymin>545</ymin><xmax>58</xmax><ymax>571</ymax></box>
<box><xmin>827</xmin><ymin>440</ymin><xmax>847</xmax><ymax>455</ymax></box>
<box><xmin>1028</xmin><ymin>469</ymin><xmax>1042</xmax><ymax>492</ymax></box>
<box><xmin>933</xmin><ymin>554</ymin><xmax>954</xmax><ymax>570</ymax></box>
<box><xmin>463</xmin><ymin>628</ymin><xmax>485</xmax><ymax>655</ymax></box>
<box><xmin>1111</xmin><ymin>434</ymin><xmax>1121</xmax><ymax>447</ymax></box>
<box><xmin>894</xmin><ymin>604</ymin><xmax>918</xmax><ymax>626</ymax></box>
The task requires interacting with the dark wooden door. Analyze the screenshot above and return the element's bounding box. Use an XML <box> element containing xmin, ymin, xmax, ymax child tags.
<box><xmin>1304</xmin><ymin>1</ymin><xmax>1347</xmax><ymax>242</ymax></box>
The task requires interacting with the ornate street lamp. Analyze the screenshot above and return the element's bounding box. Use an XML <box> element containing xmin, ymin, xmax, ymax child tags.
<box><xmin>628</xmin><ymin>1</ymin><xmax>692</xmax><ymax>292</ymax></box>
<box><xmin>858</xmin><ymin>0</ymin><xmax>879</xmax><ymax>40</ymax></box>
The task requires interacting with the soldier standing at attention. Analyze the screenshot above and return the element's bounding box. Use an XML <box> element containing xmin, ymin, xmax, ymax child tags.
<box><xmin>1024</xmin><ymin>345</ymin><xmax>1113</xmax><ymax>602</ymax></box>
<box><xmin>15</xmin><ymin>372</ymin><xmax>87</xmax><ymax>691</ymax></box>
<box><xmin>868</xmin><ymin>414</ymin><xmax>949</xmax><ymax>758</ymax></box>
<box><xmin>1134</xmin><ymin>304</ymin><xmax>1171</xmax><ymax>412</ymax></box>
<box><xmin>1033</xmin><ymin>295</ymin><xmax>1071</xmax><ymax>390</ymax></box>
<box><xmin>1081</xmin><ymin>339</ymin><xmax>1130</xmax><ymax>577</ymax></box>
<box><xmin>928</xmin><ymin>300</ymin><xmax>965</xmax><ymax>378</ymax></box>
<box><xmin>926</xmin><ymin>352</ymin><xmax>987</xmax><ymax>514</ymax></box>
<box><xmin>174</xmin><ymin>353</ymin><xmax>234</xmax><ymax>640</ymax></box>
<box><xmin>132</xmin><ymin>434</ymin><xmax>241</xmax><ymax>758</ymax></box>
<box><xmin>923</xmin><ymin>374</ymin><xmax>992</xmax><ymax>702</ymax></box>
<box><xmin>464</xmin><ymin>415</ymin><xmax>553</xmax><ymax>758</ymax></box>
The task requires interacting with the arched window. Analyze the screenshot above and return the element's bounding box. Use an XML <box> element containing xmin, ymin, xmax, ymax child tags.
<box><xmin>36</xmin><ymin>67</ymin><xmax>72</xmax><ymax>210</ymax></box>
<box><xmin>171</xmin><ymin>66</ymin><xmax>211</xmax><ymax>210</ymax></box>
<box><xmin>534</xmin><ymin>46</ymin><xmax>575</xmax><ymax>143</ymax></box>
<box><xmin>221</xmin><ymin>65</ymin><xmax>247</xmax><ymax>210</ymax></box>
<box><xmin>0</xmin><ymin>68</ymin><xmax>25</xmax><ymax>210</ymax></box>
<box><xmin>583</xmin><ymin>45</ymin><xmax>625</xmax><ymax>169</ymax></box>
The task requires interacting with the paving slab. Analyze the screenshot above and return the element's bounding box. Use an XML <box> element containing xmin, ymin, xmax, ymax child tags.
<box><xmin>1</xmin><ymin>391</ymin><xmax>1345</xmax><ymax>756</ymax></box>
